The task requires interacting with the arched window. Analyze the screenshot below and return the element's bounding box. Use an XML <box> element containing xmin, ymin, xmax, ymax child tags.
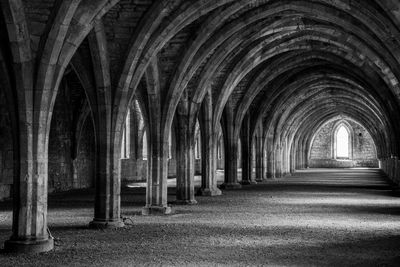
<box><xmin>121</xmin><ymin>109</ymin><xmax>130</xmax><ymax>159</ymax></box>
<box><xmin>217</xmin><ymin>137</ymin><xmax>222</xmax><ymax>160</ymax></box>
<box><xmin>336</xmin><ymin>125</ymin><xmax>349</xmax><ymax>159</ymax></box>
<box><xmin>195</xmin><ymin>136</ymin><xmax>201</xmax><ymax>159</ymax></box>
<box><xmin>142</xmin><ymin>131</ymin><xmax>147</xmax><ymax>160</ymax></box>
<box><xmin>168</xmin><ymin>132</ymin><xmax>172</xmax><ymax>159</ymax></box>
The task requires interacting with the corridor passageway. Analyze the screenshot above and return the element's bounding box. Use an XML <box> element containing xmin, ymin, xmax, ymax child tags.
<box><xmin>1</xmin><ymin>168</ymin><xmax>399</xmax><ymax>266</ymax></box>
<box><xmin>2</xmin><ymin>1</ymin><xmax>400</xmax><ymax>257</ymax></box>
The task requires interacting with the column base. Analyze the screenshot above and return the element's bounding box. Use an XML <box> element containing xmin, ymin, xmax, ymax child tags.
<box><xmin>197</xmin><ymin>187</ymin><xmax>222</xmax><ymax>196</ymax></box>
<box><xmin>256</xmin><ymin>179</ymin><xmax>264</xmax><ymax>183</ymax></box>
<box><xmin>4</xmin><ymin>237</ymin><xmax>54</xmax><ymax>254</ymax></box>
<box><xmin>219</xmin><ymin>182</ymin><xmax>242</xmax><ymax>190</ymax></box>
<box><xmin>89</xmin><ymin>219</ymin><xmax>125</xmax><ymax>229</ymax></box>
<box><xmin>241</xmin><ymin>180</ymin><xmax>257</xmax><ymax>185</ymax></box>
<box><xmin>142</xmin><ymin>205</ymin><xmax>172</xmax><ymax>215</ymax></box>
<box><xmin>173</xmin><ymin>199</ymin><xmax>198</xmax><ymax>205</ymax></box>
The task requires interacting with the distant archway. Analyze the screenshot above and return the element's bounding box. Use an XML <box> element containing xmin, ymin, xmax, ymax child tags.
<box><xmin>336</xmin><ymin>126</ymin><xmax>349</xmax><ymax>159</ymax></box>
<box><xmin>332</xmin><ymin>121</ymin><xmax>353</xmax><ymax>160</ymax></box>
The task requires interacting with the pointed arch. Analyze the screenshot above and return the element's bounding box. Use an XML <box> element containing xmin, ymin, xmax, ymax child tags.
<box><xmin>332</xmin><ymin>120</ymin><xmax>354</xmax><ymax>160</ymax></box>
<box><xmin>336</xmin><ymin>126</ymin><xmax>349</xmax><ymax>158</ymax></box>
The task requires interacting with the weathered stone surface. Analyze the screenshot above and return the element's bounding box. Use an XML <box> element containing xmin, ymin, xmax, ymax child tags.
<box><xmin>310</xmin><ymin>119</ymin><xmax>379</xmax><ymax>168</ymax></box>
<box><xmin>1</xmin><ymin>0</ymin><xmax>400</xmax><ymax>255</ymax></box>
<box><xmin>48</xmin><ymin>74</ymin><xmax>94</xmax><ymax>192</ymax></box>
<box><xmin>0</xmin><ymin>88</ymin><xmax>13</xmax><ymax>200</ymax></box>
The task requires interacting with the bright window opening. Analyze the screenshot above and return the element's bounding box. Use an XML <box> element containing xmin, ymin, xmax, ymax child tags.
<box><xmin>142</xmin><ymin>131</ymin><xmax>147</xmax><ymax>160</ymax></box>
<box><xmin>121</xmin><ymin>110</ymin><xmax>130</xmax><ymax>159</ymax></box>
<box><xmin>336</xmin><ymin>126</ymin><xmax>349</xmax><ymax>158</ymax></box>
<box><xmin>195</xmin><ymin>137</ymin><xmax>201</xmax><ymax>159</ymax></box>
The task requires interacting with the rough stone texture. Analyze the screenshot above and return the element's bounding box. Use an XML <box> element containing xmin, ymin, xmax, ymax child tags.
<box><xmin>22</xmin><ymin>0</ymin><xmax>55</xmax><ymax>54</ymax></box>
<box><xmin>1</xmin><ymin>169</ymin><xmax>399</xmax><ymax>265</ymax></box>
<box><xmin>121</xmin><ymin>159</ymin><xmax>147</xmax><ymax>183</ymax></box>
<box><xmin>0</xmin><ymin>87</ymin><xmax>12</xmax><ymax>201</ymax></box>
<box><xmin>381</xmin><ymin>158</ymin><xmax>400</xmax><ymax>185</ymax></box>
<box><xmin>48</xmin><ymin>78</ymin><xmax>94</xmax><ymax>193</ymax></box>
<box><xmin>74</xmin><ymin>118</ymin><xmax>95</xmax><ymax>189</ymax></box>
<box><xmin>310</xmin><ymin>119</ymin><xmax>378</xmax><ymax>168</ymax></box>
<box><xmin>1</xmin><ymin>0</ymin><xmax>400</xmax><ymax>255</ymax></box>
<box><xmin>103</xmin><ymin>0</ymin><xmax>155</xmax><ymax>87</ymax></box>
<box><xmin>120</xmin><ymin>101</ymin><xmax>202</xmax><ymax>185</ymax></box>
<box><xmin>121</xmin><ymin>158</ymin><xmax>179</xmax><ymax>182</ymax></box>
<box><xmin>48</xmin><ymin>84</ymin><xmax>74</xmax><ymax>192</ymax></box>
<box><xmin>167</xmin><ymin>159</ymin><xmax>177</xmax><ymax>178</ymax></box>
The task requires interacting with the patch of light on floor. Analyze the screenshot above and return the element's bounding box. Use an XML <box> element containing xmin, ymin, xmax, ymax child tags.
<box><xmin>264</xmin><ymin>197</ymin><xmax>400</xmax><ymax>206</ymax></box>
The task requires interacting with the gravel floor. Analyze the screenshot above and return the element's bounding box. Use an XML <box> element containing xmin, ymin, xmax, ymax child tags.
<box><xmin>1</xmin><ymin>168</ymin><xmax>400</xmax><ymax>266</ymax></box>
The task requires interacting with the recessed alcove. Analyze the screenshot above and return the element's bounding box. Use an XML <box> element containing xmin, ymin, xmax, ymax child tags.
<box><xmin>309</xmin><ymin>118</ymin><xmax>378</xmax><ymax>168</ymax></box>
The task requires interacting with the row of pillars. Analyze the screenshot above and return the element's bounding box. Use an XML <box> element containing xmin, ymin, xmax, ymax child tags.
<box><xmin>4</xmin><ymin>106</ymin><xmax>309</xmax><ymax>254</ymax></box>
<box><xmin>220</xmin><ymin>113</ymin><xmax>305</xmax><ymax>190</ymax></box>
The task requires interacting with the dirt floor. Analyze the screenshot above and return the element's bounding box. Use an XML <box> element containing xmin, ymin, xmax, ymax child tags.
<box><xmin>1</xmin><ymin>168</ymin><xmax>400</xmax><ymax>266</ymax></box>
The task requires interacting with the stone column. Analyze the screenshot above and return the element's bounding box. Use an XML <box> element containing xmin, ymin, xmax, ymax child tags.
<box><xmin>89</xmin><ymin>131</ymin><xmax>124</xmax><ymax>229</ymax></box>
<box><xmin>88</xmin><ymin>25</ymin><xmax>123</xmax><ymax>229</ymax></box>
<box><xmin>141</xmin><ymin>57</ymin><xmax>171</xmax><ymax>215</ymax></box>
<box><xmin>262</xmin><ymin>136</ymin><xmax>268</xmax><ymax>178</ymax></box>
<box><xmin>174</xmin><ymin>112</ymin><xmax>197</xmax><ymax>205</ymax></box>
<box><xmin>142</xmin><ymin>133</ymin><xmax>171</xmax><ymax>215</ymax></box>
<box><xmin>5</xmin><ymin>148</ymin><xmax>54</xmax><ymax>253</ymax></box>
<box><xmin>129</xmin><ymin>104</ymin><xmax>138</xmax><ymax>160</ymax></box>
<box><xmin>240</xmin><ymin>113</ymin><xmax>255</xmax><ymax>185</ymax></box>
<box><xmin>198</xmin><ymin>93</ymin><xmax>221</xmax><ymax>196</ymax></box>
<box><xmin>281</xmin><ymin>141</ymin><xmax>288</xmax><ymax>176</ymax></box>
<box><xmin>221</xmin><ymin>142</ymin><xmax>241</xmax><ymax>189</ymax></box>
<box><xmin>221</xmin><ymin>128</ymin><xmax>242</xmax><ymax>189</ymax></box>
<box><xmin>255</xmin><ymin>133</ymin><xmax>264</xmax><ymax>182</ymax></box>
<box><xmin>266</xmin><ymin>139</ymin><xmax>275</xmax><ymax>179</ymax></box>
<box><xmin>275</xmin><ymin>144</ymin><xmax>282</xmax><ymax>178</ymax></box>
<box><xmin>290</xmin><ymin>141</ymin><xmax>296</xmax><ymax>174</ymax></box>
<box><xmin>4</xmin><ymin>36</ymin><xmax>53</xmax><ymax>251</ymax></box>
<box><xmin>304</xmin><ymin>139</ymin><xmax>310</xmax><ymax>169</ymax></box>
<box><xmin>396</xmin><ymin>158</ymin><xmax>400</xmax><ymax>185</ymax></box>
<box><xmin>295</xmin><ymin>141</ymin><xmax>302</xmax><ymax>169</ymax></box>
<box><xmin>4</xmin><ymin>76</ymin><xmax>53</xmax><ymax>252</ymax></box>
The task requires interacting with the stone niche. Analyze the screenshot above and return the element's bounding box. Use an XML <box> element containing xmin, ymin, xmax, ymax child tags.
<box><xmin>309</xmin><ymin>119</ymin><xmax>378</xmax><ymax>168</ymax></box>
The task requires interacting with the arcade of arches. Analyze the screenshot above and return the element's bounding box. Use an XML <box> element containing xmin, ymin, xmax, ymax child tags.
<box><xmin>0</xmin><ymin>0</ymin><xmax>400</xmax><ymax>259</ymax></box>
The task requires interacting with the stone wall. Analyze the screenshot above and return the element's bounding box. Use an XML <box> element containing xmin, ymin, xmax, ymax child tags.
<box><xmin>121</xmin><ymin>159</ymin><xmax>147</xmax><ymax>183</ymax></box>
<box><xmin>48</xmin><ymin>85</ymin><xmax>74</xmax><ymax>192</ymax></box>
<box><xmin>0</xmin><ymin>74</ymin><xmax>95</xmax><ymax>199</ymax></box>
<box><xmin>309</xmin><ymin>119</ymin><xmax>378</xmax><ymax>168</ymax></box>
<box><xmin>121</xmin><ymin>157</ymin><xmax>202</xmax><ymax>184</ymax></box>
<box><xmin>195</xmin><ymin>159</ymin><xmax>201</xmax><ymax>175</ymax></box>
<box><xmin>0</xmin><ymin>88</ymin><xmax>13</xmax><ymax>200</ymax></box>
<box><xmin>73</xmin><ymin>119</ymin><xmax>95</xmax><ymax>189</ymax></box>
<box><xmin>48</xmin><ymin>82</ymin><xmax>95</xmax><ymax>193</ymax></box>
<box><xmin>381</xmin><ymin>158</ymin><xmax>400</xmax><ymax>185</ymax></box>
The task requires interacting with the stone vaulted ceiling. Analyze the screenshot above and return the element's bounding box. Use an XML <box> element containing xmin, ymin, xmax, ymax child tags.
<box><xmin>1</xmin><ymin>0</ymin><xmax>400</xmax><ymax>253</ymax></box>
<box><xmin>1</xmin><ymin>0</ymin><xmax>399</xmax><ymax>156</ymax></box>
